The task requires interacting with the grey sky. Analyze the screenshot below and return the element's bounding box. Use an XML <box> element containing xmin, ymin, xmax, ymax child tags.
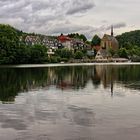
<box><xmin>0</xmin><ymin>0</ymin><xmax>139</xmax><ymax>39</ymax></box>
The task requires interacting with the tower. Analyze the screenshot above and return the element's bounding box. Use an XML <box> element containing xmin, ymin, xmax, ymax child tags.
<box><xmin>111</xmin><ymin>25</ymin><xmax>113</xmax><ymax>36</ymax></box>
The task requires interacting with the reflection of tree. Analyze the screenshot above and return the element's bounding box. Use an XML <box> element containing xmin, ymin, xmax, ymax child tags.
<box><xmin>55</xmin><ymin>66</ymin><xmax>90</xmax><ymax>90</ymax></box>
<box><xmin>0</xmin><ymin>65</ymin><xmax>140</xmax><ymax>102</ymax></box>
<box><xmin>0</xmin><ymin>68</ymin><xmax>49</xmax><ymax>103</ymax></box>
<box><xmin>117</xmin><ymin>65</ymin><xmax>140</xmax><ymax>90</ymax></box>
<box><xmin>0</xmin><ymin>66</ymin><xmax>93</xmax><ymax>102</ymax></box>
<box><xmin>94</xmin><ymin>65</ymin><xmax>140</xmax><ymax>93</ymax></box>
<box><xmin>72</xmin><ymin>66</ymin><xmax>89</xmax><ymax>89</ymax></box>
<box><xmin>0</xmin><ymin>69</ymin><xmax>20</xmax><ymax>102</ymax></box>
<box><xmin>91</xmin><ymin>67</ymin><xmax>101</xmax><ymax>88</ymax></box>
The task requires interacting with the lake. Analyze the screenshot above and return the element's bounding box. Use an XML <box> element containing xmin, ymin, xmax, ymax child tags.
<box><xmin>0</xmin><ymin>63</ymin><xmax>140</xmax><ymax>140</ymax></box>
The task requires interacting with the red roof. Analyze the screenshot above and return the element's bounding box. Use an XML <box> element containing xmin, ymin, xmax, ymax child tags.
<box><xmin>58</xmin><ymin>35</ymin><xmax>71</xmax><ymax>43</ymax></box>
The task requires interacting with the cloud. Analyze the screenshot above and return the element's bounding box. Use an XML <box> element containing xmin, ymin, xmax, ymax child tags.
<box><xmin>105</xmin><ymin>22</ymin><xmax>127</xmax><ymax>30</ymax></box>
<box><xmin>46</xmin><ymin>21</ymin><xmax>102</xmax><ymax>39</ymax></box>
<box><xmin>113</xmin><ymin>23</ymin><xmax>127</xmax><ymax>29</ymax></box>
<box><xmin>0</xmin><ymin>0</ymin><xmax>132</xmax><ymax>39</ymax></box>
<box><xmin>66</xmin><ymin>0</ymin><xmax>95</xmax><ymax>15</ymax></box>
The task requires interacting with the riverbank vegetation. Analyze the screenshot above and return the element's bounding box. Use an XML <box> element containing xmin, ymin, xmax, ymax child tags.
<box><xmin>116</xmin><ymin>31</ymin><xmax>140</xmax><ymax>61</ymax></box>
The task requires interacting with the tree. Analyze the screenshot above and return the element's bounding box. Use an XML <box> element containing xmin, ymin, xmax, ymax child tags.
<box><xmin>29</xmin><ymin>45</ymin><xmax>48</xmax><ymax>63</ymax></box>
<box><xmin>118</xmin><ymin>48</ymin><xmax>128</xmax><ymax>58</ymax></box>
<box><xmin>109</xmin><ymin>48</ymin><xmax>115</xmax><ymax>56</ymax></box>
<box><xmin>55</xmin><ymin>48</ymin><xmax>73</xmax><ymax>59</ymax></box>
<box><xmin>74</xmin><ymin>51</ymin><xmax>84</xmax><ymax>59</ymax></box>
<box><xmin>91</xmin><ymin>35</ymin><xmax>101</xmax><ymax>46</ymax></box>
<box><xmin>15</xmin><ymin>46</ymin><xmax>31</xmax><ymax>64</ymax></box>
<box><xmin>0</xmin><ymin>24</ymin><xmax>19</xmax><ymax>44</ymax></box>
<box><xmin>79</xmin><ymin>34</ymin><xmax>87</xmax><ymax>42</ymax></box>
<box><xmin>116</xmin><ymin>30</ymin><xmax>140</xmax><ymax>48</ymax></box>
<box><xmin>0</xmin><ymin>24</ymin><xmax>21</xmax><ymax>64</ymax></box>
<box><xmin>68</xmin><ymin>33</ymin><xmax>87</xmax><ymax>42</ymax></box>
<box><xmin>61</xmin><ymin>48</ymin><xmax>73</xmax><ymax>59</ymax></box>
<box><xmin>85</xmin><ymin>40</ymin><xmax>91</xmax><ymax>45</ymax></box>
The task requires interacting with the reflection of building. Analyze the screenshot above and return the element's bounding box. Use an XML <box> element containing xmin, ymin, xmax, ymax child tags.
<box><xmin>95</xmin><ymin>65</ymin><xmax>118</xmax><ymax>95</ymax></box>
<box><xmin>96</xmin><ymin>26</ymin><xmax>119</xmax><ymax>59</ymax></box>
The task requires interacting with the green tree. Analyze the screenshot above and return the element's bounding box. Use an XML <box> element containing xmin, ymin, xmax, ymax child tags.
<box><xmin>74</xmin><ymin>51</ymin><xmax>84</xmax><ymax>59</ymax></box>
<box><xmin>29</xmin><ymin>45</ymin><xmax>48</xmax><ymax>63</ymax></box>
<box><xmin>79</xmin><ymin>34</ymin><xmax>87</xmax><ymax>42</ymax></box>
<box><xmin>15</xmin><ymin>46</ymin><xmax>31</xmax><ymax>64</ymax></box>
<box><xmin>56</xmin><ymin>48</ymin><xmax>73</xmax><ymax>59</ymax></box>
<box><xmin>0</xmin><ymin>24</ymin><xmax>21</xmax><ymax>64</ymax></box>
<box><xmin>118</xmin><ymin>48</ymin><xmax>128</xmax><ymax>58</ymax></box>
<box><xmin>109</xmin><ymin>48</ymin><xmax>115</xmax><ymax>56</ymax></box>
<box><xmin>0</xmin><ymin>24</ymin><xmax>19</xmax><ymax>44</ymax></box>
<box><xmin>91</xmin><ymin>35</ymin><xmax>101</xmax><ymax>46</ymax></box>
<box><xmin>116</xmin><ymin>30</ymin><xmax>140</xmax><ymax>48</ymax></box>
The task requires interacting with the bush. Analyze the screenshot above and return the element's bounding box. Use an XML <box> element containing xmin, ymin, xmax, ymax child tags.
<box><xmin>60</xmin><ymin>58</ymin><xmax>68</xmax><ymax>62</ymax></box>
<box><xmin>118</xmin><ymin>48</ymin><xmax>128</xmax><ymax>58</ymax></box>
<box><xmin>74</xmin><ymin>51</ymin><xmax>84</xmax><ymax>59</ymax></box>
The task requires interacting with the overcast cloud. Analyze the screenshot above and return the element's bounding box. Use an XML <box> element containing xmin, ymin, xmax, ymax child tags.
<box><xmin>0</xmin><ymin>0</ymin><xmax>139</xmax><ymax>39</ymax></box>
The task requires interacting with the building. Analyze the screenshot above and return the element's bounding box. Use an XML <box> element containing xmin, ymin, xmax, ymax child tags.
<box><xmin>58</xmin><ymin>34</ymin><xmax>72</xmax><ymax>50</ymax></box>
<box><xmin>25</xmin><ymin>35</ymin><xmax>41</xmax><ymax>46</ymax></box>
<box><xmin>96</xmin><ymin>26</ymin><xmax>119</xmax><ymax>59</ymax></box>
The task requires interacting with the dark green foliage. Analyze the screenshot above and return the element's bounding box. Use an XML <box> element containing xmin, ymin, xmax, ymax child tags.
<box><xmin>29</xmin><ymin>45</ymin><xmax>48</xmax><ymax>64</ymax></box>
<box><xmin>116</xmin><ymin>30</ymin><xmax>140</xmax><ymax>47</ymax></box>
<box><xmin>118</xmin><ymin>48</ymin><xmax>128</xmax><ymax>58</ymax></box>
<box><xmin>15</xmin><ymin>46</ymin><xmax>31</xmax><ymax>64</ymax></box>
<box><xmin>91</xmin><ymin>35</ymin><xmax>101</xmax><ymax>46</ymax></box>
<box><xmin>68</xmin><ymin>33</ymin><xmax>87</xmax><ymax>42</ymax></box>
<box><xmin>109</xmin><ymin>48</ymin><xmax>115</xmax><ymax>56</ymax></box>
<box><xmin>85</xmin><ymin>40</ymin><xmax>91</xmax><ymax>45</ymax></box>
<box><xmin>74</xmin><ymin>51</ymin><xmax>84</xmax><ymax>59</ymax></box>
<box><xmin>48</xmin><ymin>56</ymin><xmax>61</xmax><ymax>63</ymax></box>
<box><xmin>0</xmin><ymin>24</ymin><xmax>48</xmax><ymax>64</ymax></box>
<box><xmin>0</xmin><ymin>24</ymin><xmax>19</xmax><ymax>43</ymax></box>
<box><xmin>0</xmin><ymin>24</ymin><xmax>21</xmax><ymax>64</ymax></box>
<box><xmin>55</xmin><ymin>48</ymin><xmax>73</xmax><ymax>59</ymax></box>
<box><xmin>60</xmin><ymin>58</ymin><xmax>68</xmax><ymax>62</ymax></box>
<box><xmin>79</xmin><ymin>34</ymin><xmax>87</xmax><ymax>42</ymax></box>
<box><xmin>116</xmin><ymin>30</ymin><xmax>140</xmax><ymax>60</ymax></box>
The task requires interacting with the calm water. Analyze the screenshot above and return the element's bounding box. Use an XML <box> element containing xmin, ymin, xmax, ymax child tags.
<box><xmin>0</xmin><ymin>64</ymin><xmax>140</xmax><ymax>140</ymax></box>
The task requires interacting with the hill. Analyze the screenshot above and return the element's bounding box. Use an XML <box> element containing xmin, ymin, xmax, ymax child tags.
<box><xmin>116</xmin><ymin>30</ymin><xmax>140</xmax><ymax>61</ymax></box>
<box><xmin>116</xmin><ymin>30</ymin><xmax>140</xmax><ymax>47</ymax></box>
<box><xmin>0</xmin><ymin>24</ymin><xmax>48</xmax><ymax>64</ymax></box>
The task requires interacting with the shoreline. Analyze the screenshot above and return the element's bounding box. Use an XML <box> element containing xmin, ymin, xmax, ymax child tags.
<box><xmin>0</xmin><ymin>62</ymin><xmax>140</xmax><ymax>68</ymax></box>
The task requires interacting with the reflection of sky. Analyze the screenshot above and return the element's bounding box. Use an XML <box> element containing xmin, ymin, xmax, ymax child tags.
<box><xmin>0</xmin><ymin>81</ymin><xmax>140</xmax><ymax>140</ymax></box>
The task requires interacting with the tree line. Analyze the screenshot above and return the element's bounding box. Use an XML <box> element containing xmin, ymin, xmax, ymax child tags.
<box><xmin>116</xmin><ymin>30</ymin><xmax>140</xmax><ymax>61</ymax></box>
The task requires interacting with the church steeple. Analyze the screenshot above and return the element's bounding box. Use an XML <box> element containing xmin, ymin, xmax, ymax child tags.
<box><xmin>111</xmin><ymin>25</ymin><xmax>113</xmax><ymax>36</ymax></box>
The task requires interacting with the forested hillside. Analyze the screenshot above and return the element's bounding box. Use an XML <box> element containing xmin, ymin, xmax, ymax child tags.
<box><xmin>116</xmin><ymin>30</ymin><xmax>140</xmax><ymax>47</ymax></box>
<box><xmin>116</xmin><ymin>30</ymin><xmax>140</xmax><ymax>61</ymax></box>
<box><xmin>0</xmin><ymin>24</ymin><xmax>48</xmax><ymax>64</ymax></box>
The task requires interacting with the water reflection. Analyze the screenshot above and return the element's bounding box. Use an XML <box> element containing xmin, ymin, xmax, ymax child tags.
<box><xmin>0</xmin><ymin>65</ymin><xmax>140</xmax><ymax>102</ymax></box>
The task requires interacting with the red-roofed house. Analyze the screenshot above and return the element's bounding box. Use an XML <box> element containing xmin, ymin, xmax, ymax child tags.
<box><xmin>58</xmin><ymin>34</ymin><xmax>72</xmax><ymax>50</ymax></box>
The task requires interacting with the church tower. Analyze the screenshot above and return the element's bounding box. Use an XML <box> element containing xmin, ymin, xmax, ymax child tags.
<box><xmin>111</xmin><ymin>25</ymin><xmax>113</xmax><ymax>36</ymax></box>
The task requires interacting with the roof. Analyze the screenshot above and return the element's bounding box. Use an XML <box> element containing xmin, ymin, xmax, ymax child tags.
<box><xmin>96</xmin><ymin>49</ymin><xmax>111</xmax><ymax>59</ymax></box>
<box><xmin>58</xmin><ymin>35</ymin><xmax>71</xmax><ymax>43</ymax></box>
<box><xmin>102</xmin><ymin>34</ymin><xmax>118</xmax><ymax>42</ymax></box>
